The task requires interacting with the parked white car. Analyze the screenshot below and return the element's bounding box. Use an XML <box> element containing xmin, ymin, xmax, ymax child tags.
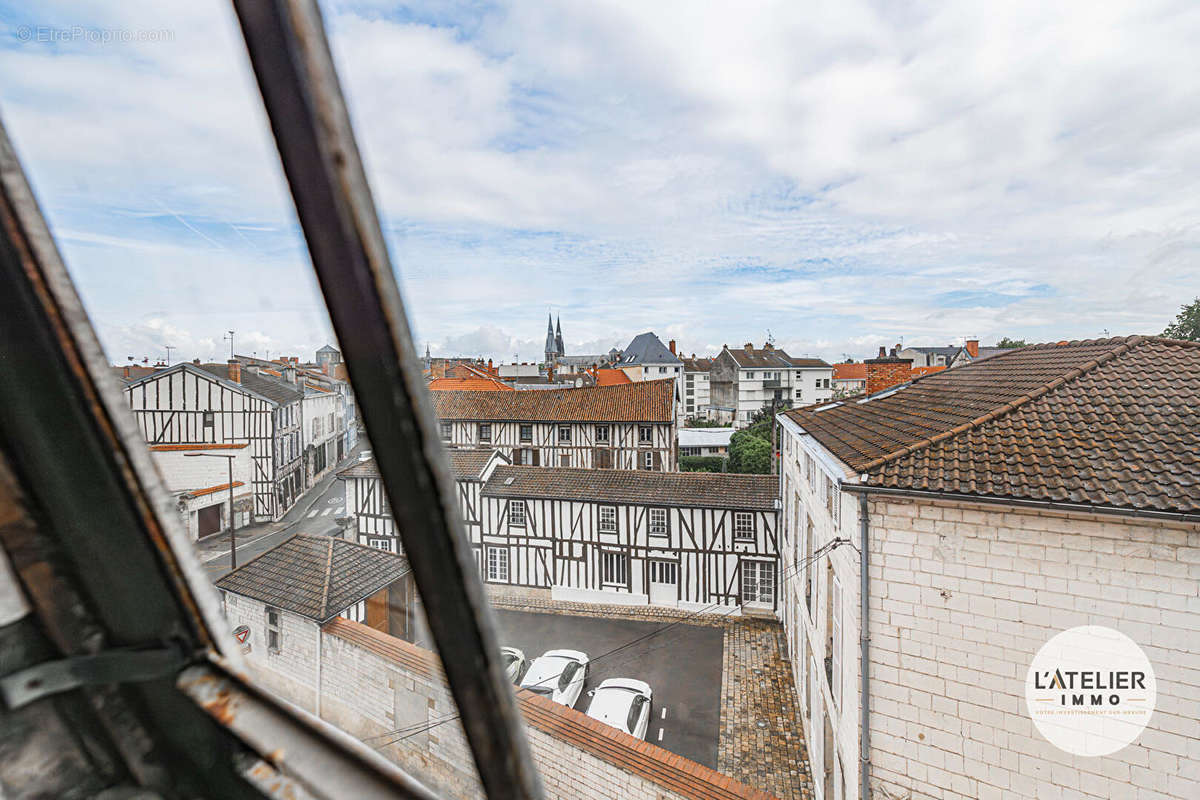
<box><xmin>500</xmin><ymin>647</ymin><xmax>527</xmax><ymax>684</ymax></box>
<box><xmin>585</xmin><ymin>679</ymin><xmax>653</xmax><ymax>739</ymax></box>
<box><xmin>519</xmin><ymin>649</ymin><xmax>589</xmax><ymax>708</ymax></box>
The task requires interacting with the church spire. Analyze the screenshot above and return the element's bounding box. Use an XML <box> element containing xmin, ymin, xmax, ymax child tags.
<box><xmin>555</xmin><ymin>315</ymin><xmax>564</xmax><ymax>356</ymax></box>
<box><xmin>544</xmin><ymin>312</ymin><xmax>557</xmax><ymax>364</ymax></box>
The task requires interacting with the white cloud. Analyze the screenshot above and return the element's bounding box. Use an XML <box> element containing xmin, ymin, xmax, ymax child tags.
<box><xmin>0</xmin><ymin>0</ymin><xmax>1196</xmax><ymax>366</ymax></box>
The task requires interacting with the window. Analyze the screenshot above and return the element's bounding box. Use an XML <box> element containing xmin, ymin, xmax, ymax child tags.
<box><xmin>638</xmin><ymin>425</ymin><xmax>652</xmax><ymax>444</ymax></box>
<box><xmin>741</xmin><ymin>560</ymin><xmax>774</xmax><ymax>605</ymax></box>
<box><xmin>558</xmin><ymin>425</ymin><xmax>571</xmax><ymax>443</ymax></box>
<box><xmin>478</xmin><ymin>422</ymin><xmax>492</xmax><ymax>442</ymax></box>
<box><xmin>508</xmin><ymin>500</ymin><xmax>525</xmax><ymax>527</ymax></box>
<box><xmin>649</xmin><ymin>508</ymin><xmax>668</xmax><ymax>537</ymax></box>
<box><xmin>367</xmin><ymin>538</ymin><xmax>392</xmax><ymax>552</ymax></box>
<box><xmin>439</xmin><ymin>420</ymin><xmax>452</xmax><ymax>441</ymax></box>
<box><xmin>734</xmin><ymin>511</ymin><xmax>755</xmax><ymax>540</ymax></box>
<box><xmin>203</xmin><ymin>411</ymin><xmax>214</xmax><ymax>429</ymax></box>
<box><xmin>312</xmin><ymin>417</ymin><xmax>321</xmax><ymax>438</ymax></box>
<box><xmin>519</xmin><ymin>424</ymin><xmax>533</xmax><ymax>442</ymax></box>
<box><xmin>659</xmin><ymin>366</ymin><xmax>667</xmax><ymax>373</ymax></box>
<box><xmin>595</xmin><ymin>424</ymin><xmax>609</xmax><ymax>443</ymax></box>
<box><xmin>746</xmin><ymin>371</ymin><xmax>754</xmax><ymax>379</ymax></box>
<box><xmin>266</xmin><ymin>606</ymin><xmax>282</xmax><ymax>652</ymax></box>
<box><xmin>795</xmin><ymin>389</ymin><xmax>802</xmax><ymax>399</ymax></box>
<box><xmin>559</xmin><ymin>454</ymin><xmax>570</xmax><ymax>467</ymax></box>
<box><xmin>599</xmin><ymin>505</ymin><xmax>617</xmax><ymax>533</ymax></box>
<box><xmin>601</xmin><ymin>551</ymin><xmax>628</xmax><ymax>586</ymax></box>
<box><xmin>643</xmin><ymin>450</ymin><xmax>654</xmax><ymax>470</ymax></box>
<box><xmin>486</xmin><ymin>546</ymin><xmax>508</xmax><ymax>582</ymax></box>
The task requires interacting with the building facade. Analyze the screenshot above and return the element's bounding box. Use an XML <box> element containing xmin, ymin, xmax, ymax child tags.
<box><xmin>681</xmin><ymin>355</ymin><xmax>713</xmax><ymax>419</ymax></box>
<box><xmin>431</xmin><ymin>379</ymin><xmax>678</xmax><ymax>471</ymax></box>
<box><xmin>476</xmin><ymin>466</ymin><xmax>780</xmax><ymax>613</ymax></box>
<box><xmin>123</xmin><ymin>360</ymin><xmax>304</xmax><ymax>521</ymax></box>
<box><xmin>709</xmin><ymin>343</ymin><xmax>833</xmax><ymax>427</ymax></box>
<box><xmin>775</xmin><ymin>336</ymin><xmax>1200</xmax><ymax>800</ymax></box>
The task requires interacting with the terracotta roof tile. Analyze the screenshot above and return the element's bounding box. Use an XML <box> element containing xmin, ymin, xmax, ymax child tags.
<box><xmin>431</xmin><ymin>379</ymin><xmax>675</xmax><ymax>423</ymax></box>
<box><xmin>149</xmin><ymin>443</ymin><xmax>249</xmax><ymax>451</ymax></box>
<box><xmin>787</xmin><ymin>336</ymin><xmax>1200</xmax><ymax>514</ymax></box>
<box><xmin>189</xmin><ymin>480</ymin><xmax>246</xmax><ymax>497</ymax></box>
<box><xmin>832</xmin><ymin>362</ymin><xmax>866</xmax><ymax>380</ymax></box>
<box><xmin>428</xmin><ymin>377</ymin><xmax>514</xmax><ymax>391</ymax></box>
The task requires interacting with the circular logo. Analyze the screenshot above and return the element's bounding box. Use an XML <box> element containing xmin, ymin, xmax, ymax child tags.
<box><xmin>1025</xmin><ymin>626</ymin><xmax>1155</xmax><ymax>756</ymax></box>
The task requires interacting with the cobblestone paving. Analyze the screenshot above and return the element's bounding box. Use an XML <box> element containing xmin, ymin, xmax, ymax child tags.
<box><xmin>720</xmin><ymin>620</ymin><xmax>814</xmax><ymax>800</ymax></box>
<box><xmin>486</xmin><ymin>592</ymin><xmax>815</xmax><ymax>800</ymax></box>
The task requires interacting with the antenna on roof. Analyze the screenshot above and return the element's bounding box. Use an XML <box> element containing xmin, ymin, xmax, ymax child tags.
<box><xmin>766</xmin><ymin>329</ymin><xmax>775</xmax><ymax>346</ymax></box>
<box><xmin>164</xmin><ymin>344</ymin><xmax>175</xmax><ymax>365</ymax></box>
<box><xmin>224</xmin><ymin>330</ymin><xmax>235</xmax><ymax>361</ymax></box>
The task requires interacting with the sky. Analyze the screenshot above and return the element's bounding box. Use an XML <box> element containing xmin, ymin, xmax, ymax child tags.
<box><xmin>0</xmin><ymin>0</ymin><xmax>1197</xmax><ymax>365</ymax></box>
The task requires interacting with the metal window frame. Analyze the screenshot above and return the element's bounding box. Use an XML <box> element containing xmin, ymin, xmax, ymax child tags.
<box><xmin>0</xmin><ymin>0</ymin><xmax>543</xmax><ymax>796</ymax></box>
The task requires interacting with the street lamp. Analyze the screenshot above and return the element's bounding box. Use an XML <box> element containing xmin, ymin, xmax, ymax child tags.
<box><xmin>184</xmin><ymin>452</ymin><xmax>239</xmax><ymax>569</ymax></box>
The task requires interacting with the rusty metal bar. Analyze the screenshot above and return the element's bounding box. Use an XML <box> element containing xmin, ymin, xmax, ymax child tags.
<box><xmin>179</xmin><ymin>658</ymin><xmax>441</xmax><ymax>800</ymax></box>
<box><xmin>228</xmin><ymin>2</ymin><xmax>543</xmax><ymax>799</ymax></box>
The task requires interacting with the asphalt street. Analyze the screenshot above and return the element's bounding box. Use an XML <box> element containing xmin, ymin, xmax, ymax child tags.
<box><xmin>200</xmin><ymin>441</ymin><xmax>366</xmax><ymax>580</ymax></box>
<box><xmin>491</xmin><ymin>609</ymin><xmax>724</xmax><ymax>768</ymax></box>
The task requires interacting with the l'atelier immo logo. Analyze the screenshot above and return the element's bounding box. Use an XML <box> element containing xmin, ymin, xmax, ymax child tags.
<box><xmin>1025</xmin><ymin>626</ymin><xmax>1156</xmax><ymax>757</ymax></box>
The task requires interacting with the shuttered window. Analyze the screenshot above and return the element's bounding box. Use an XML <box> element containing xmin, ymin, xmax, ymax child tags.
<box><xmin>601</xmin><ymin>551</ymin><xmax>627</xmax><ymax>586</ymax></box>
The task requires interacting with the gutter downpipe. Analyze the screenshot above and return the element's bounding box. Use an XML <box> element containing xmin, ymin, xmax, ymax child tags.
<box><xmin>858</xmin><ymin>492</ymin><xmax>870</xmax><ymax>800</ymax></box>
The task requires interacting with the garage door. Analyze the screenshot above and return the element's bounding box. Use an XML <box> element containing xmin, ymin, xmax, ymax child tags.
<box><xmin>197</xmin><ymin>504</ymin><xmax>222</xmax><ymax>537</ymax></box>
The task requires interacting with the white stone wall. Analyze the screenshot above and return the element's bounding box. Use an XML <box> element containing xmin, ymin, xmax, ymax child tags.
<box><xmin>222</xmin><ymin>593</ymin><xmax>320</xmax><ymax>713</ymax></box>
<box><xmin>865</xmin><ymin>498</ymin><xmax>1199</xmax><ymax>800</ymax></box>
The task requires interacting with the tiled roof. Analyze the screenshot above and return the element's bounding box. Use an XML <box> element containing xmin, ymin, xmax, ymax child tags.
<box><xmin>338</xmin><ymin>449</ymin><xmax>506</xmax><ymax>481</ymax></box>
<box><xmin>324</xmin><ymin>618</ymin><xmax>776</xmax><ymax>800</ymax></box>
<box><xmin>431</xmin><ymin>379</ymin><xmax>675</xmax><ymax>422</ymax></box>
<box><xmin>725</xmin><ymin>347</ymin><xmax>829</xmax><ymax>370</ymax></box>
<box><xmin>618</xmin><ymin>332</ymin><xmax>682</xmax><ymax>366</ymax></box>
<box><xmin>591</xmin><ymin>369</ymin><xmax>632</xmax><ymax>386</ymax></box>
<box><xmin>195</xmin><ymin>363</ymin><xmax>304</xmax><ymax>406</ymax></box>
<box><xmin>681</xmin><ymin>357</ymin><xmax>714</xmax><ymax>372</ymax></box>
<box><xmin>832</xmin><ymin>362</ymin><xmax>866</xmax><ymax>380</ymax></box>
<box><xmin>215</xmin><ymin>534</ymin><xmax>410</xmax><ymax>622</ymax></box>
<box><xmin>483</xmin><ymin>465</ymin><xmax>777</xmax><ymax>511</ymax></box>
<box><xmin>909</xmin><ymin>365</ymin><xmax>946</xmax><ymax>378</ymax></box>
<box><xmin>112</xmin><ymin>365</ymin><xmax>159</xmax><ymax>383</ymax></box>
<box><xmin>428</xmin><ymin>377</ymin><xmax>514</xmax><ymax>391</ymax></box>
<box><xmin>786</xmin><ymin>336</ymin><xmax>1200</xmax><ymax>514</ymax></box>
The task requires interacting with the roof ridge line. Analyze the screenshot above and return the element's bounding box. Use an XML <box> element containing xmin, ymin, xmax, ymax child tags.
<box><xmin>319</xmin><ymin>537</ymin><xmax>335</xmax><ymax>621</ymax></box>
<box><xmin>858</xmin><ymin>336</ymin><xmax>1145</xmax><ymax>475</ymax></box>
<box><xmin>213</xmin><ymin>531</ymin><xmax>301</xmax><ymax>585</ymax></box>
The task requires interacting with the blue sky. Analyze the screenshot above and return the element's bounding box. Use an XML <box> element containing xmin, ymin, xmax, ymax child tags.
<box><xmin>1</xmin><ymin>0</ymin><xmax>1197</xmax><ymax>365</ymax></box>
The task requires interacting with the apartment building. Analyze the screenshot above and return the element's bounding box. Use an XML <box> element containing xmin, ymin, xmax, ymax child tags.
<box><xmin>709</xmin><ymin>342</ymin><xmax>833</xmax><ymax>427</ymax></box>
<box><xmin>775</xmin><ymin>336</ymin><xmax>1200</xmax><ymax>800</ymax></box>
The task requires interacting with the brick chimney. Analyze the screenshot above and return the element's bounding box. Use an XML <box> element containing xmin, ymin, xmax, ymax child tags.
<box><xmin>744</xmin><ymin>342</ymin><xmax>754</xmax><ymax>354</ymax></box>
<box><xmin>763</xmin><ymin>341</ymin><xmax>774</xmax><ymax>351</ymax></box>
<box><xmin>668</xmin><ymin>340</ymin><xmax>676</xmax><ymax>355</ymax></box>
<box><xmin>192</xmin><ymin>358</ymin><xmax>200</xmax><ymax>365</ymax></box>
<box><xmin>228</xmin><ymin>359</ymin><xmax>242</xmax><ymax>384</ymax></box>
<box><xmin>965</xmin><ymin>339</ymin><xmax>979</xmax><ymax>358</ymax></box>
<box><xmin>122</xmin><ymin>365</ymin><xmax>131</xmax><ymax>379</ymax></box>
<box><xmin>864</xmin><ymin>346</ymin><xmax>913</xmax><ymax>394</ymax></box>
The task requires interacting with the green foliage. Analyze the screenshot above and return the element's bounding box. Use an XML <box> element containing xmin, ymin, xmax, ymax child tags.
<box><xmin>728</xmin><ymin>430</ymin><xmax>772</xmax><ymax>474</ymax></box>
<box><xmin>995</xmin><ymin>337</ymin><xmax>1027</xmax><ymax>348</ymax></box>
<box><xmin>683</xmin><ymin>418</ymin><xmax>727</xmax><ymax>428</ymax></box>
<box><xmin>1163</xmin><ymin>298</ymin><xmax>1200</xmax><ymax>342</ymax></box>
<box><xmin>680</xmin><ymin>455</ymin><xmax>725</xmax><ymax>473</ymax></box>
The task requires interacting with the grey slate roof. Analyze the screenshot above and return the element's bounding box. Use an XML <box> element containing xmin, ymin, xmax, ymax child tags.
<box><xmin>338</xmin><ymin>449</ymin><xmax>506</xmax><ymax>481</ymax></box>
<box><xmin>215</xmin><ymin>534</ymin><xmax>410</xmax><ymax>622</ymax></box>
<box><xmin>316</xmin><ymin>344</ymin><xmax>339</xmax><ymax>354</ymax></box>
<box><xmin>725</xmin><ymin>346</ymin><xmax>830</xmax><ymax>369</ymax></box>
<box><xmin>195</xmin><ymin>363</ymin><xmax>304</xmax><ymax>405</ymax></box>
<box><xmin>482</xmin><ymin>465</ymin><xmax>778</xmax><ymax>511</ymax></box>
<box><xmin>617</xmin><ymin>332</ymin><xmax>682</xmax><ymax>366</ymax></box>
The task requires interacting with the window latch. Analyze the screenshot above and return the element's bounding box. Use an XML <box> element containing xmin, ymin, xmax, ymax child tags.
<box><xmin>0</xmin><ymin>642</ymin><xmax>190</xmax><ymax>710</ymax></box>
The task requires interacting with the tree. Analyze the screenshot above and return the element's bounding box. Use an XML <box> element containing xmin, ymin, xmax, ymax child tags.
<box><xmin>680</xmin><ymin>455</ymin><xmax>725</xmax><ymax>473</ymax></box>
<box><xmin>1163</xmin><ymin>298</ymin><xmax>1200</xmax><ymax>342</ymax></box>
<box><xmin>995</xmin><ymin>337</ymin><xmax>1027</xmax><ymax>349</ymax></box>
<box><xmin>684</xmin><ymin>418</ymin><xmax>726</xmax><ymax>428</ymax></box>
<box><xmin>727</xmin><ymin>431</ymin><xmax>771</xmax><ymax>474</ymax></box>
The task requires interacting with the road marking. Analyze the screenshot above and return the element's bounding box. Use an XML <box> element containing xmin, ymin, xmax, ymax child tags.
<box><xmin>657</xmin><ymin>728</ymin><xmax>664</xmax><ymax>742</ymax></box>
<box><xmin>661</xmin><ymin>707</ymin><xmax>667</xmax><ymax>720</ymax></box>
<box><xmin>336</xmin><ymin>506</ymin><xmax>345</xmax><ymax>516</ymax></box>
<box><xmin>307</xmin><ymin>509</ymin><xmax>319</xmax><ymax>518</ymax></box>
<box><xmin>327</xmin><ymin>496</ymin><xmax>343</xmax><ymax>505</ymax></box>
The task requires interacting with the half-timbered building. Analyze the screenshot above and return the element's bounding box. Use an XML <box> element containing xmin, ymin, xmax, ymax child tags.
<box><xmin>430</xmin><ymin>379</ymin><xmax>678</xmax><ymax>471</ymax></box>
<box><xmin>338</xmin><ymin>449</ymin><xmax>510</xmax><ymax>553</ymax></box>
<box><xmin>478</xmin><ymin>466</ymin><xmax>780</xmax><ymax>613</ymax></box>
<box><xmin>124</xmin><ymin>360</ymin><xmax>304</xmax><ymax>520</ymax></box>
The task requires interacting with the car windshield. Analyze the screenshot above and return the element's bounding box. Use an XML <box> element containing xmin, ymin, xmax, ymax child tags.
<box><xmin>557</xmin><ymin>661</ymin><xmax>579</xmax><ymax>691</ymax></box>
<box><xmin>627</xmin><ymin>694</ymin><xmax>648</xmax><ymax>733</ymax></box>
